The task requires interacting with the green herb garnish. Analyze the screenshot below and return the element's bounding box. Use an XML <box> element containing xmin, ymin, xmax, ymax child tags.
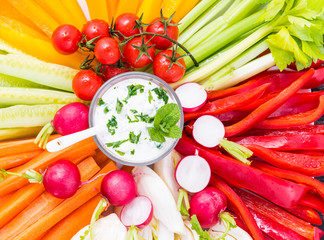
<box><xmin>106</xmin><ymin>139</ymin><xmax>129</xmax><ymax>148</ymax></box>
<box><xmin>129</xmin><ymin>131</ymin><xmax>141</xmax><ymax>144</ymax></box>
<box><xmin>130</xmin><ymin>109</ymin><xmax>138</xmax><ymax>114</ymax></box>
<box><xmin>104</xmin><ymin>107</ymin><xmax>109</xmax><ymax>113</ymax></box>
<box><xmin>131</xmin><ymin>149</ymin><xmax>135</xmax><ymax>155</ymax></box>
<box><xmin>125</xmin><ymin>84</ymin><xmax>144</xmax><ymax>101</ymax></box>
<box><xmin>98</xmin><ymin>98</ymin><xmax>105</xmax><ymax>106</ymax></box>
<box><xmin>147</xmin><ymin>103</ymin><xmax>182</xmax><ymax>143</ymax></box>
<box><xmin>148</xmin><ymin>90</ymin><xmax>154</xmax><ymax>103</ymax></box>
<box><xmin>116</xmin><ymin>98</ymin><xmax>123</xmax><ymax>114</ymax></box>
<box><xmin>136</xmin><ymin>113</ymin><xmax>154</xmax><ymax>123</ymax></box>
<box><xmin>107</xmin><ymin>115</ymin><xmax>117</xmax><ymax>135</ymax></box>
<box><xmin>115</xmin><ymin>150</ymin><xmax>125</xmax><ymax>156</ymax></box>
<box><xmin>127</xmin><ymin>115</ymin><xmax>139</xmax><ymax>123</ymax></box>
<box><xmin>152</xmin><ymin>87</ymin><xmax>169</xmax><ymax>104</ymax></box>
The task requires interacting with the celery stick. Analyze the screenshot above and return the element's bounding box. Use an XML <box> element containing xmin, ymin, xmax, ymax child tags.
<box><xmin>183</xmin><ymin>0</ymin><xmax>262</xmax><ymax>53</ymax></box>
<box><xmin>178</xmin><ymin>0</ymin><xmax>231</xmax><ymax>44</ymax></box>
<box><xmin>0</xmin><ymin>127</ymin><xmax>42</xmax><ymax>141</ymax></box>
<box><xmin>0</xmin><ymin>73</ymin><xmax>53</xmax><ymax>89</ymax></box>
<box><xmin>0</xmin><ymin>53</ymin><xmax>78</xmax><ymax>92</ymax></box>
<box><xmin>204</xmin><ymin>53</ymin><xmax>275</xmax><ymax>91</ymax></box>
<box><xmin>0</xmin><ymin>87</ymin><xmax>87</xmax><ymax>106</ymax></box>
<box><xmin>178</xmin><ymin>0</ymin><xmax>221</xmax><ymax>33</ymax></box>
<box><xmin>184</xmin><ymin>10</ymin><xmax>267</xmax><ymax>68</ymax></box>
<box><xmin>0</xmin><ymin>104</ymin><xmax>64</xmax><ymax>128</ymax></box>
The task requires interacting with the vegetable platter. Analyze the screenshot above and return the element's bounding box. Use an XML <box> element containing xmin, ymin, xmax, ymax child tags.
<box><xmin>0</xmin><ymin>0</ymin><xmax>324</xmax><ymax>239</ymax></box>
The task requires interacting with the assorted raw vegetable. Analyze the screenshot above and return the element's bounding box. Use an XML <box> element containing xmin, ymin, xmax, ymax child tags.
<box><xmin>0</xmin><ymin>0</ymin><xmax>323</xmax><ymax>239</ymax></box>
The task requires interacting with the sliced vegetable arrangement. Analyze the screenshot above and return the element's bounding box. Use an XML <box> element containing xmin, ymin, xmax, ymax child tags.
<box><xmin>0</xmin><ymin>0</ymin><xmax>323</xmax><ymax>239</ymax></box>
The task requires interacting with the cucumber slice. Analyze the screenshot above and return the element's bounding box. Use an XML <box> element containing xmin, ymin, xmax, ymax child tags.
<box><xmin>0</xmin><ymin>53</ymin><xmax>78</xmax><ymax>92</ymax></box>
<box><xmin>0</xmin><ymin>104</ymin><xmax>64</xmax><ymax>128</ymax></box>
<box><xmin>0</xmin><ymin>39</ymin><xmax>34</xmax><ymax>57</ymax></box>
<box><xmin>0</xmin><ymin>87</ymin><xmax>88</xmax><ymax>105</ymax></box>
<box><xmin>0</xmin><ymin>127</ymin><xmax>42</xmax><ymax>141</ymax></box>
<box><xmin>0</xmin><ymin>73</ymin><xmax>53</xmax><ymax>89</ymax></box>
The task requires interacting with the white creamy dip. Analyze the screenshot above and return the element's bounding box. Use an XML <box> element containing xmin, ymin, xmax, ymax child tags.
<box><xmin>94</xmin><ymin>78</ymin><xmax>177</xmax><ymax>164</ymax></box>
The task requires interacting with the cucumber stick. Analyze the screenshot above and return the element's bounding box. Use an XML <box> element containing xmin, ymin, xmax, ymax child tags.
<box><xmin>0</xmin><ymin>73</ymin><xmax>53</xmax><ymax>89</ymax></box>
<box><xmin>0</xmin><ymin>104</ymin><xmax>64</xmax><ymax>128</ymax></box>
<box><xmin>0</xmin><ymin>53</ymin><xmax>78</xmax><ymax>92</ymax></box>
<box><xmin>0</xmin><ymin>127</ymin><xmax>42</xmax><ymax>141</ymax></box>
<box><xmin>0</xmin><ymin>87</ymin><xmax>87</xmax><ymax>106</ymax></box>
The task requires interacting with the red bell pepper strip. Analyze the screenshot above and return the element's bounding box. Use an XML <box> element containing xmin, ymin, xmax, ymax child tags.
<box><xmin>288</xmin><ymin>60</ymin><xmax>324</xmax><ymax>71</ymax></box>
<box><xmin>235</xmin><ymin>188</ymin><xmax>322</xmax><ymax>240</ymax></box>
<box><xmin>230</xmin><ymin>134</ymin><xmax>324</xmax><ymax>151</ymax></box>
<box><xmin>183</xmin><ymin>83</ymin><xmax>270</xmax><ymax>122</ymax></box>
<box><xmin>225</xmin><ymin>69</ymin><xmax>315</xmax><ymax>137</ymax></box>
<box><xmin>252</xmin><ymin>161</ymin><xmax>324</xmax><ymax>199</ymax></box>
<box><xmin>241</xmin><ymin>125</ymin><xmax>324</xmax><ymax>137</ymax></box>
<box><xmin>256</xmin><ymin>95</ymin><xmax>324</xmax><ymax>129</ymax></box>
<box><xmin>207</xmin><ymin>67</ymin><xmax>324</xmax><ymax>101</ymax></box>
<box><xmin>209</xmin><ymin>174</ymin><xmax>264</xmax><ymax>240</ymax></box>
<box><xmin>175</xmin><ymin>134</ymin><xmax>309</xmax><ymax>208</ymax></box>
<box><xmin>299</xmin><ymin>192</ymin><xmax>324</xmax><ymax>213</ymax></box>
<box><xmin>285</xmin><ymin>205</ymin><xmax>322</xmax><ymax>226</ymax></box>
<box><xmin>244</xmin><ymin>144</ymin><xmax>324</xmax><ymax>176</ymax></box>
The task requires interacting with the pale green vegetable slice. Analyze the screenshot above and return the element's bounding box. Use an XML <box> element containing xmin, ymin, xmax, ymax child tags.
<box><xmin>0</xmin><ymin>127</ymin><xmax>42</xmax><ymax>141</ymax></box>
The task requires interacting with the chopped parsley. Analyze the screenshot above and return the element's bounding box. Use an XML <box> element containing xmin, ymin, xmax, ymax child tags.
<box><xmin>148</xmin><ymin>90</ymin><xmax>153</xmax><ymax>103</ymax></box>
<box><xmin>129</xmin><ymin>131</ymin><xmax>141</xmax><ymax>144</ymax></box>
<box><xmin>107</xmin><ymin>115</ymin><xmax>117</xmax><ymax>135</ymax></box>
<box><xmin>106</xmin><ymin>139</ymin><xmax>128</xmax><ymax>148</ymax></box>
<box><xmin>136</xmin><ymin>113</ymin><xmax>154</xmax><ymax>123</ymax></box>
<box><xmin>131</xmin><ymin>149</ymin><xmax>135</xmax><ymax>155</ymax></box>
<box><xmin>104</xmin><ymin>107</ymin><xmax>109</xmax><ymax>113</ymax></box>
<box><xmin>127</xmin><ymin>115</ymin><xmax>139</xmax><ymax>123</ymax></box>
<box><xmin>115</xmin><ymin>150</ymin><xmax>125</xmax><ymax>156</ymax></box>
<box><xmin>98</xmin><ymin>98</ymin><xmax>105</xmax><ymax>106</ymax></box>
<box><xmin>130</xmin><ymin>109</ymin><xmax>138</xmax><ymax>114</ymax></box>
<box><xmin>125</xmin><ymin>84</ymin><xmax>144</xmax><ymax>101</ymax></box>
<box><xmin>152</xmin><ymin>87</ymin><xmax>169</xmax><ymax>104</ymax></box>
<box><xmin>116</xmin><ymin>98</ymin><xmax>123</xmax><ymax>114</ymax></box>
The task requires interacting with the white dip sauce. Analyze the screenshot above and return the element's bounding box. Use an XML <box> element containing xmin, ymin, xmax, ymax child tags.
<box><xmin>94</xmin><ymin>78</ymin><xmax>176</xmax><ymax>164</ymax></box>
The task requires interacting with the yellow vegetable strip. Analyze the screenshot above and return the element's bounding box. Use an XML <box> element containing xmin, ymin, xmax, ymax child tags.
<box><xmin>106</xmin><ymin>0</ymin><xmax>119</xmax><ymax>23</ymax></box>
<box><xmin>161</xmin><ymin>0</ymin><xmax>184</xmax><ymax>18</ymax></box>
<box><xmin>115</xmin><ymin>0</ymin><xmax>141</xmax><ymax>17</ymax></box>
<box><xmin>137</xmin><ymin>0</ymin><xmax>162</xmax><ymax>23</ymax></box>
<box><xmin>173</xmin><ymin>0</ymin><xmax>200</xmax><ymax>22</ymax></box>
<box><xmin>60</xmin><ymin>0</ymin><xmax>88</xmax><ymax>27</ymax></box>
<box><xmin>6</xmin><ymin>0</ymin><xmax>60</xmax><ymax>37</ymax></box>
<box><xmin>86</xmin><ymin>0</ymin><xmax>110</xmax><ymax>21</ymax></box>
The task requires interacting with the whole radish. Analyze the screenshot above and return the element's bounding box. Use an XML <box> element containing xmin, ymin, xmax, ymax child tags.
<box><xmin>190</xmin><ymin>186</ymin><xmax>227</xmax><ymax>228</ymax></box>
<box><xmin>101</xmin><ymin>170</ymin><xmax>137</xmax><ymax>206</ymax></box>
<box><xmin>53</xmin><ymin>102</ymin><xmax>89</xmax><ymax>136</ymax></box>
<box><xmin>43</xmin><ymin>160</ymin><xmax>81</xmax><ymax>199</ymax></box>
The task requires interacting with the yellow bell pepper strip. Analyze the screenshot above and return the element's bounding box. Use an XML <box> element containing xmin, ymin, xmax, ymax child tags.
<box><xmin>161</xmin><ymin>0</ymin><xmax>184</xmax><ymax>18</ymax></box>
<box><xmin>0</xmin><ymin>22</ymin><xmax>82</xmax><ymax>69</ymax></box>
<box><xmin>33</xmin><ymin>0</ymin><xmax>80</xmax><ymax>27</ymax></box>
<box><xmin>6</xmin><ymin>0</ymin><xmax>60</xmax><ymax>37</ymax></box>
<box><xmin>0</xmin><ymin>0</ymin><xmax>43</xmax><ymax>34</ymax></box>
<box><xmin>173</xmin><ymin>0</ymin><xmax>199</xmax><ymax>22</ymax></box>
<box><xmin>137</xmin><ymin>0</ymin><xmax>162</xmax><ymax>23</ymax></box>
<box><xmin>60</xmin><ymin>0</ymin><xmax>87</xmax><ymax>26</ymax></box>
<box><xmin>86</xmin><ymin>0</ymin><xmax>110</xmax><ymax>21</ymax></box>
<box><xmin>107</xmin><ymin>0</ymin><xmax>119</xmax><ymax>23</ymax></box>
<box><xmin>0</xmin><ymin>16</ymin><xmax>48</xmax><ymax>42</ymax></box>
<box><xmin>115</xmin><ymin>0</ymin><xmax>141</xmax><ymax>17</ymax></box>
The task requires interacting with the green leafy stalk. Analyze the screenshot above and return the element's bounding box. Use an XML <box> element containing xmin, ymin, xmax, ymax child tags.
<box><xmin>127</xmin><ymin>225</ymin><xmax>145</xmax><ymax>240</ymax></box>
<box><xmin>176</xmin><ymin>189</ymin><xmax>190</xmax><ymax>216</ymax></box>
<box><xmin>219</xmin><ymin>139</ymin><xmax>253</xmax><ymax>165</ymax></box>
<box><xmin>34</xmin><ymin>122</ymin><xmax>54</xmax><ymax>149</ymax></box>
<box><xmin>0</xmin><ymin>168</ymin><xmax>43</xmax><ymax>183</ymax></box>
<box><xmin>89</xmin><ymin>198</ymin><xmax>108</xmax><ymax>240</ymax></box>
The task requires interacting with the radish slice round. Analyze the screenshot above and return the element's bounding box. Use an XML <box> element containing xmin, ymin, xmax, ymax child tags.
<box><xmin>175</xmin><ymin>155</ymin><xmax>211</xmax><ymax>193</ymax></box>
<box><xmin>120</xmin><ymin>195</ymin><xmax>153</xmax><ymax>228</ymax></box>
<box><xmin>175</xmin><ymin>83</ymin><xmax>207</xmax><ymax>112</ymax></box>
<box><xmin>192</xmin><ymin>115</ymin><xmax>225</xmax><ymax>148</ymax></box>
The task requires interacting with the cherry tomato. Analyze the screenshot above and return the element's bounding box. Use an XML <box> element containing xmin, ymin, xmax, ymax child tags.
<box><xmin>82</xmin><ymin>19</ymin><xmax>110</xmax><ymax>43</ymax></box>
<box><xmin>152</xmin><ymin>50</ymin><xmax>185</xmax><ymax>83</ymax></box>
<box><xmin>123</xmin><ymin>37</ymin><xmax>156</xmax><ymax>68</ymax></box>
<box><xmin>146</xmin><ymin>18</ymin><xmax>179</xmax><ymax>50</ymax></box>
<box><xmin>72</xmin><ymin>70</ymin><xmax>103</xmax><ymax>101</ymax></box>
<box><xmin>102</xmin><ymin>65</ymin><xmax>131</xmax><ymax>81</ymax></box>
<box><xmin>52</xmin><ymin>24</ymin><xmax>81</xmax><ymax>55</ymax></box>
<box><xmin>115</xmin><ymin>13</ymin><xmax>140</xmax><ymax>38</ymax></box>
<box><xmin>94</xmin><ymin>37</ymin><xmax>121</xmax><ymax>65</ymax></box>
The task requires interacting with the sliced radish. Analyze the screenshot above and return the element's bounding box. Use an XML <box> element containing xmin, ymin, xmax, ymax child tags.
<box><xmin>175</xmin><ymin>82</ymin><xmax>207</xmax><ymax>112</ymax></box>
<box><xmin>120</xmin><ymin>195</ymin><xmax>153</xmax><ymax>228</ymax></box>
<box><xmin>175</xmin><ymin>155</ymin><xmax>211</xmax><ymax>193</ymax></box>
<box><xmin>192</xmin><ymin>115</ymin><xmax>225</xmax><ymax>148</ymax></box>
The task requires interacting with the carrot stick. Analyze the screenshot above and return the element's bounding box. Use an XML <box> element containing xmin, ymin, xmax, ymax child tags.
<box><xmin>0</xmin><ymin>156</ymin><xmax>100</xmax><ymax>239</ymax></box>
<box><xmin>0</xmin><ymin>150</ymin><xmax>42</xmax><ymax>170</ymax></box>
<box><xmin>0</xmin><ymin>192</ymin><xmax>14</xmax><ymax>206</ymax></box>
<box><xmin>0</xmin><ymin>135</ymin><xmax>58</xmax><ymax>158</ymax></box>
<box><xmin>42</xmin><ymin>195</ymin><xmax>102</xmax><ymax>240</ymax></box>
<box><xmin>93</xmin><ymin>149</ymin><xmax>110</xmax><ymax>168</ymax></box>
<box><xmin>13</xmin><ymin>161</ymin><xmax>117</xmax><ymax>240</ymax></box>
<box><xmin>0</xmin><ymin>138</ymin><xmax>97</xmax><ymax>197</ymax></box>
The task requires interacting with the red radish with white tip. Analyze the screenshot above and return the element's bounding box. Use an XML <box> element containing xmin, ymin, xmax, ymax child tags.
<box><xmin>175</xmin><ymin>155</ymin><xmax>211</xmax><ymax>193</ymax></box>
<box><xmin>43</xmin><ymin>160</ymin><xmax>81</xmax><ymax>199</ymax></box>
<box><xmin>101</xmin><ymin>170</ymin><xmax>137</xmax><ymax>206</ymax></box>
<box><xmin>120</xmin><ymin>195</ymin><xmax>153</xmax><ymax>228</ymax></box>
<box><xmin>190</xmin><ymin>186</ymin><xmax>228</xmax><ymax>228</ymax></box>
<box><xmin>175</xmin><ymin>83</ymin><xmax>207</xmax><ymax>112</ymax></box>
<box><xmin>192</xmin><ymin>115</ymin><xmax>225</xmax><ymax>148</ymax></box>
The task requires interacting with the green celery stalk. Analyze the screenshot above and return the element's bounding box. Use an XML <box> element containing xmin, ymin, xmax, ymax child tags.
<box><xmin>178</xmin><ymin>0</ymin><xmax>220</xmax><ymax>33</ymax></box>
<box><xmin>178</xmin><ymin>0</ymin><xmax>231</xmax><ymax>44</ymax></box>
<box><xmin>0</xmin><ymin>73</ymin><xmax>53</xmax><ymax>89</ymax></box>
